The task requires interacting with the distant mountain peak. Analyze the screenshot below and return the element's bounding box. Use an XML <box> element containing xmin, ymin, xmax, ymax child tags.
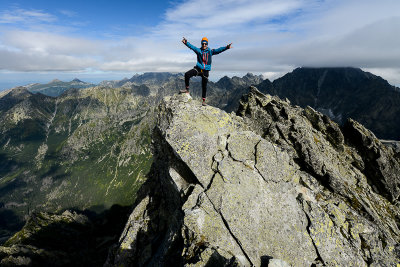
<box><xmin>11</xmin><ymin>86</ymin><xmax>31</xmax><ymax>95</ymax></box>
<box><xmin>0</xmin><ymin>86</ymin><xmax>33</xmax><ymax>101</ymax></box>
<box><xmin>50</xmin><ymin>79</ymin><xmax>62</xmax><ymax>83</ymax></box>
<box><xmin>219</xmin><ymin>75</ymin><xmax>231</xmax><ymax>81</ymax></box>
<box><xmin>71</xmin><ymin>78</ymin><xmax>84</xmax><ymax>83</ymax></box>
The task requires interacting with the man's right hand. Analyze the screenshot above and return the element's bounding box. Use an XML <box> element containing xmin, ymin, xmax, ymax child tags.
<box><xmin>182</xmin><ymin>37</ymin><xmax>187</xmax><ymax>44</ymax></box>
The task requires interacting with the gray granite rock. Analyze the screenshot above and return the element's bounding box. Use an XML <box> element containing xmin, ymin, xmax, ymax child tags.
<box><xmin>107</xmin><ymin>89</ymin><xmax>400</xmax><ymax>266</ymax></box>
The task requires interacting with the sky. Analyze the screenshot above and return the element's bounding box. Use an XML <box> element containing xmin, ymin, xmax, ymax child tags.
<box><xmin>0</xmin><ymin>0</ymin><xmax>399</xmax><ymax>90</ymax></box>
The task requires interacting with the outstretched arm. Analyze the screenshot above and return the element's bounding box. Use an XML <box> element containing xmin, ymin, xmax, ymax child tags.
<box><xmin>212</xmin><ymin>43</ymin><xmax>233</xmax><ymax>55</ymax></box>
<box><xmin>182</xmin><ymin>37</ymin><xmax>201</xmax><ymax>54</ymax></box>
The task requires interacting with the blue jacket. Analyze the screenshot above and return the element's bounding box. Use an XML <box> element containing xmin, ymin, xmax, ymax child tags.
<box><xmin>185</xmin><ymin>41</ymin><xmax>229</xmax><ymax>71</ymax></box>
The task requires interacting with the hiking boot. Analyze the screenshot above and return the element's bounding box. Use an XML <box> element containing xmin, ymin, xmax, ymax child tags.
<box><xmin>179</xmin><ymin>89</ymin><xmax>189</xmax><ymax>94</ymax></box>
<box><xmin>202</xmin><ymin>100</ymin><xmax>207</xmax><ymax>106</ymax></box>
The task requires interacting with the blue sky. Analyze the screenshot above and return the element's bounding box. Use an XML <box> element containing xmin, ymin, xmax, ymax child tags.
<box><xmin>0</xmin><ymin>0</ymin><xmax>173</xmax><ymax>37</ymax></box>
<box><xmin>0</xmin><ymin>0</ymin><xmax>399</xmax><ymax>90</ymax></box>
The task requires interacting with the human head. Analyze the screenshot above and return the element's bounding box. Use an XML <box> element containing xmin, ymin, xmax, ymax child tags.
<box><xmin>201</xmin><ymin>37</ymin><xmax>208</xmax><ymax>48</ymax></box>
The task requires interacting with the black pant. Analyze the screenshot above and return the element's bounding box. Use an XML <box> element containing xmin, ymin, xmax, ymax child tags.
<box><xmin>185</xmin><ymin>66</ymin><xmax>209</xmax><ymax>99</ymax></box>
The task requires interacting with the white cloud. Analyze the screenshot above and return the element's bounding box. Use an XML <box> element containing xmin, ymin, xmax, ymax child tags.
<box><xmin>3</xmin><ymin>31</ymin><xmax>103</xmax><ymax>55</ymax></box>
<box><xmin>0</xmin><ymin>49</ymin><xmax>98</xmax><ymax>71</ymax></box>
<box><xmin>363</xmin><ymin>68</ymin><xmax>400</xmax><ymax>86</ymax></box>
<box><xmin>305</xmin><ymin>0</ymin><xmax>400</xmax><ymax>36</ymax></box>
<box><xmin>258</xmin><ymin>16</ymin><xmax>400</xmax><ymax>69</ymax></box>
<box><xmin>58</xmin><ymin>9</ymin><xmax>77</xmax><ymax>18</ymax></box>
<box><xmin>0</xmin><ymin>0</ymin><xmax>400</xmax><ymax>86</ymax></box>
<box><xmin>165</xmin><ymin>0</ymin><xmax>302</xmax><ymax>27</ymax></box>
<box><xmin>0</xmin><ymin>8</ymin><xmax>56</xmax><ymax>24</ymax></box>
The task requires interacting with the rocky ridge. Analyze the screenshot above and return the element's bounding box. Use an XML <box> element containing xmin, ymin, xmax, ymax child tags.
<box><xmin>256</xmin><ymin>67</ymin><xmax>400</xmax><ymax>140</ymax></box>
<box><xmin>0</xmin><ymin>73</ymin><xmax>261</xmax><ymax>244</ymax></box>
<box><xmin>107</xmin><ymin>87</ymin><xmax>400</xmax><ymax>266</ymax></box>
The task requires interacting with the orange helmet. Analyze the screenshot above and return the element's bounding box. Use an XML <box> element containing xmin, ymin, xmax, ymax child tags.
<box><xmin>201</xmin><ymin>37</ymin><xmax>208</xmax><ymax>45</ymax></box>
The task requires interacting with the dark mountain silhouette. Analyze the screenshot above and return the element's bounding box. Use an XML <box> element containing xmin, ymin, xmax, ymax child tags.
<box><xmin>255</xmin><ymin>67</ymin><xmax>400</xmax><ymax>140</ymax></box>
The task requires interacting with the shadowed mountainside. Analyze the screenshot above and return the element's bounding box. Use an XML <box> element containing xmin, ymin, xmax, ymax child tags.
<box><xmin>256</xmin><ymin>67</ymin><xmax>400</xmax><ymax>140</ymax></box>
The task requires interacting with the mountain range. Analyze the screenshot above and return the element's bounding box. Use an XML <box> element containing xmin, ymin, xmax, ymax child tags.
<box><xmin>0</xmin><ymin>67</ymin><xmax>399</xmax><ymax>265</ymax></box>
<box><xmin>2</xmin><ymin>86</ymin><xmax>399</xmax><ymax>266</ymax></box>
<box><xmin>10</xmin><ymin>68</ymin><xmax>399</xmax><ymax>140</ymax></box>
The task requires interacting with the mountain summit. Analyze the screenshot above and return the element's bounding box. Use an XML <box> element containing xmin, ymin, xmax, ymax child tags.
<box><xmin>106</xmin><ymin>87</ymin><xmax>400</xmax><ymax>266</ymax></box>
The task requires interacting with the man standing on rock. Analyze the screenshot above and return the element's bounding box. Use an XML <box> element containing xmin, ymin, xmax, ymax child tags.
<box><xmin>181</xmin><ymin>37</ymin><xmax>232</xmax><ymax>106</ymax></box>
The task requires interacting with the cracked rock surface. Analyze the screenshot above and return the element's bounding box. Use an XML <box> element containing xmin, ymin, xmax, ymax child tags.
<box><xmin>106</xmin><ymin>88</ymin><xmax>400</xmax><ymax>266</ymax></box>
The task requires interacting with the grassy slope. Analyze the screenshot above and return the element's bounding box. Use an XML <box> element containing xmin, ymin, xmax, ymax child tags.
<box><xmin>0</xmin><ymin>86</ymin><xmax>155</xmax><ymax>242</ymax></box>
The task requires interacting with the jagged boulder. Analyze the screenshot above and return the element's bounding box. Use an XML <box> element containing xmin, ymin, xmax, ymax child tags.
<box><xmin>0</xmin><ymin>205</ymin><xmax>131</xmax><ymax>266</ymax></box>
<box><xmin>343</xmin><ymin>118</ymin><xmax>400</xmax><ymax>202</ymax></box>
<box><xmin>107</xmin><ymin>88</ymin><xmax>400</xmax><ymax>266</ymax></box>
<box><xmin>0</xmin><ymin>211</ymin><xmax>90</xmax><ymax>266</ymax></box>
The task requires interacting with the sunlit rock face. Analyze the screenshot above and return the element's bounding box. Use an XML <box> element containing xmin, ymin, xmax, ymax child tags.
<box><xmin>107</xmin><ymin>88</ymin><xmax>400</xmax><ymax>266</ymax></box>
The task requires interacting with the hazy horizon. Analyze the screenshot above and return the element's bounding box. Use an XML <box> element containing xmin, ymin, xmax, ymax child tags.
<box><xmin>1</xmin><ymin>67</ymin><xmax>400</xmax><ymax>93</ymax></box>
<box><xmin>0</xmin><ymin>70</ymin><xmax>267</xmax><ymax>92</ymax></box>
